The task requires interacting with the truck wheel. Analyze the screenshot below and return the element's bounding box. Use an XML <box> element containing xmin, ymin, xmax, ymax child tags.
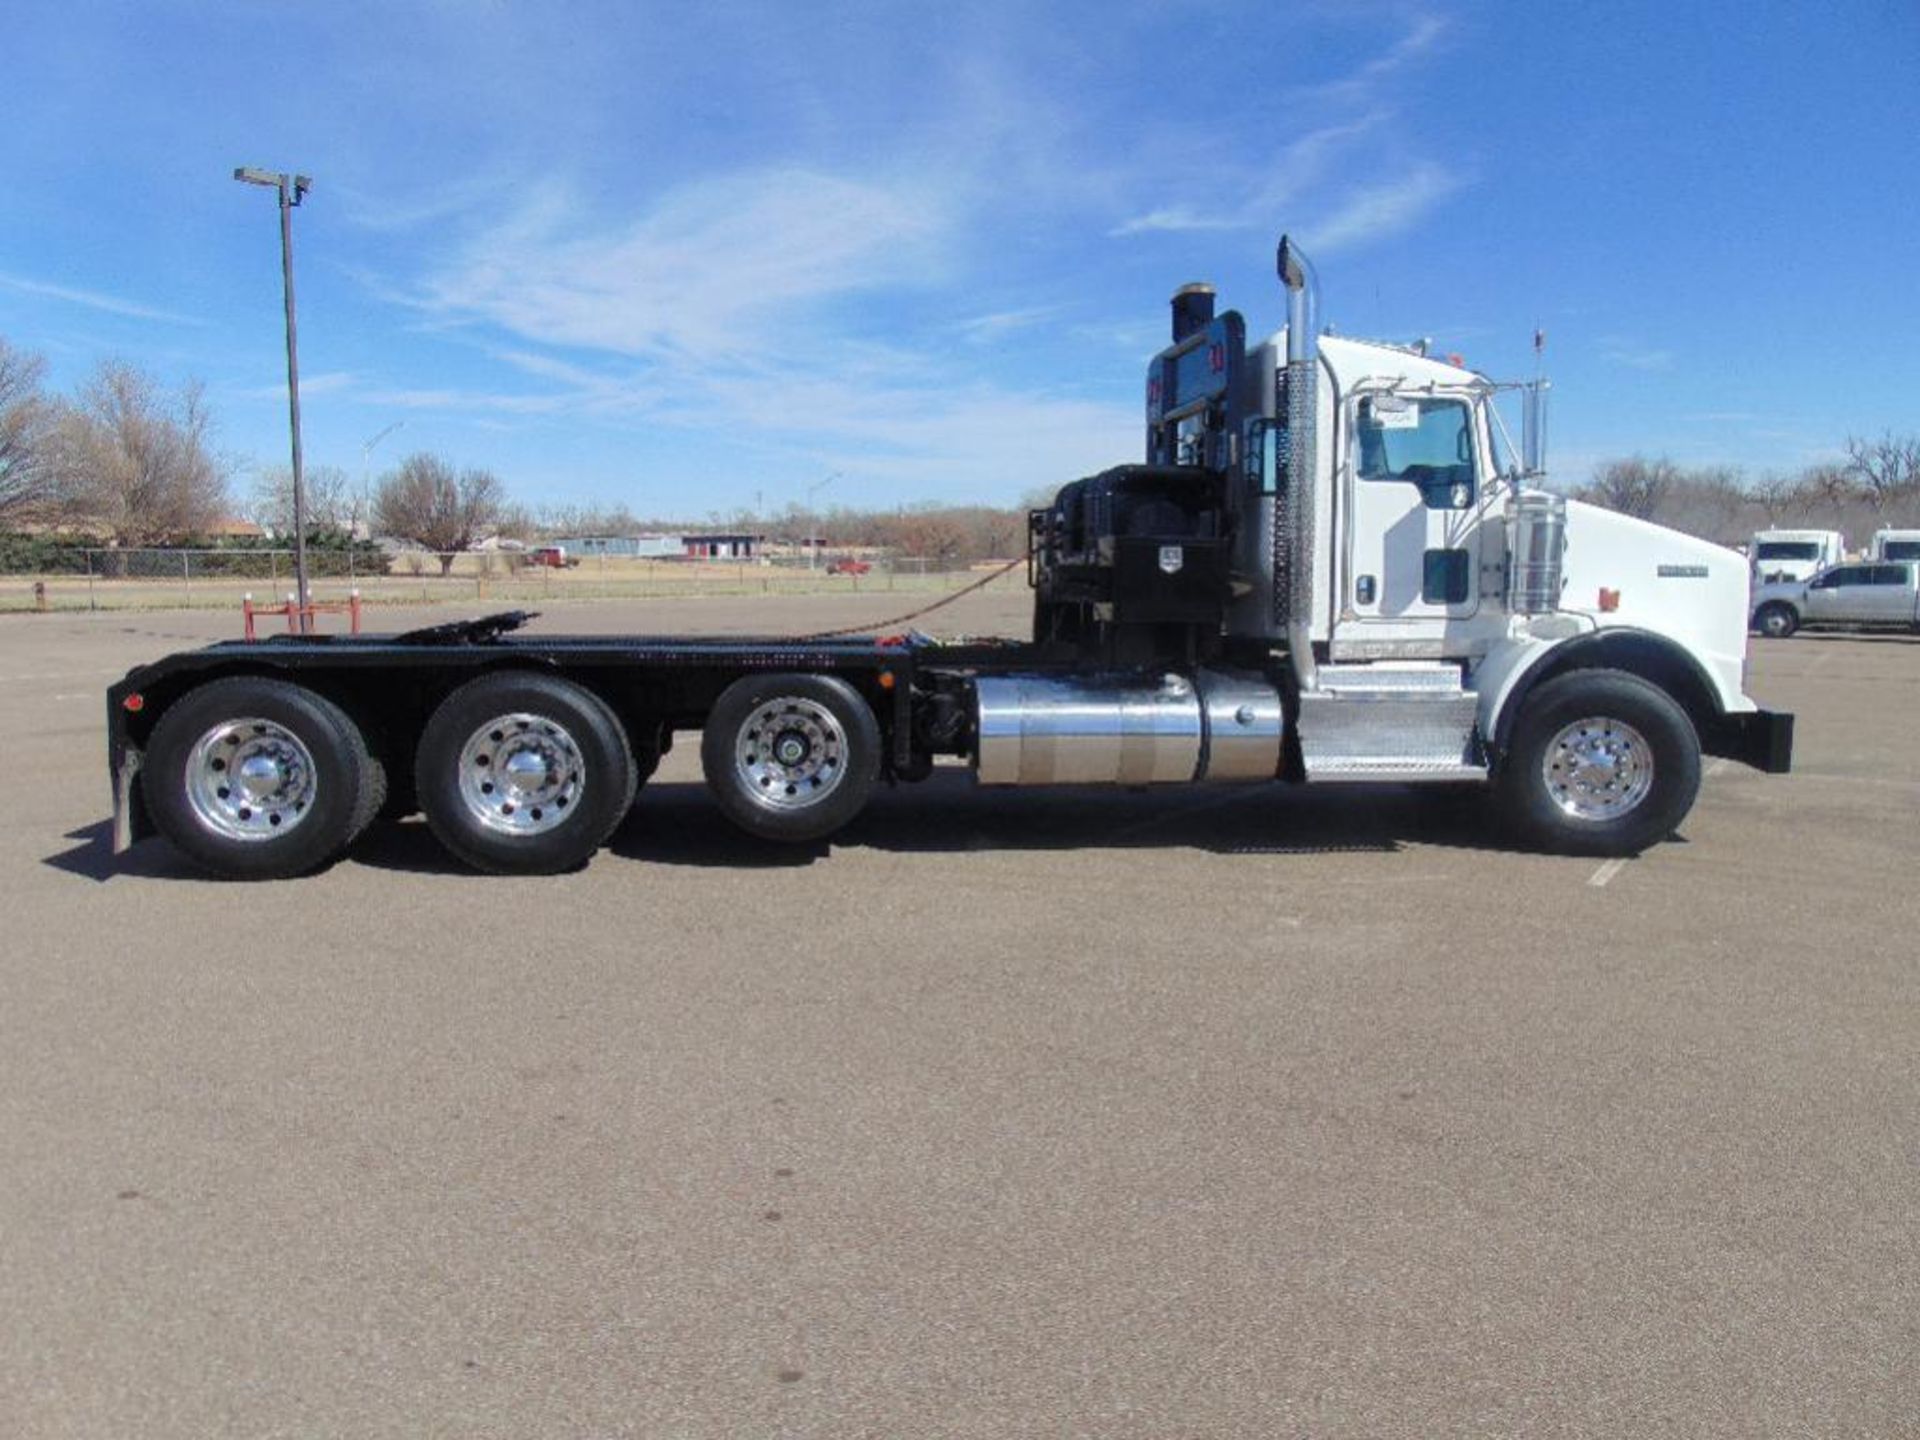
<box><xmin>702</xmin><ymin>673</ymin><xmax>880</xmax><ymax>842</ymax></box>
<box><xmin>143</xmin><ymin>675</ymin><xmax>378</xmax><ymax>879</ymax></box>
<box><xmin>415</xmin><ymin>672</ymin><xmax>635</xmax><ymax>874</ymax></box>
<box><xmin>1753</xmin><ymin>603</ymin><xmax>1798</xmax><ymax>639</ymax></box>
<box><xmin>1495</xmin><ymin>669</ymin><xmax>1701</xmax><ymax>857</ymax></box>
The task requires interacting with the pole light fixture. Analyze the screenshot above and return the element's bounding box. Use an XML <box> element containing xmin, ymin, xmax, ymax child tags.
<box><xmin>361</xmin><ymin>420</ymin><xmax>405</xmax><ymax>538</ymax></box>
<box><xmin>806</xmin><ymin>471</ymin><xmax>839</xmax><ymax>570</ymax></box>
<box><xmin>233</xmin><ymin>166</ymin><xmax>314</xmax><ymax>631</ymax></box>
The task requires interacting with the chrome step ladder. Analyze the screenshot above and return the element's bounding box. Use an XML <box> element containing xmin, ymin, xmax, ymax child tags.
<box><xmin>1297</xmin><ymin>662</ymin><xmax>1487</xmax><ymax>782</ymax></box>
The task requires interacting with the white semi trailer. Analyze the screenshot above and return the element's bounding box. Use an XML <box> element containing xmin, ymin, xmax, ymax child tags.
<box><xmin>107</xmin><ymin>236</ymin><xmax>1792</xmax><ymax>878</ymax></box>
<box><xmin>1750</xmin><ymin>529</ymin><xmax>1845</xmax><ymax>583</ymax></box>
<box><xmin>1868</xmin><ymin>528</ymin><xmax>1920</xmax><ymax>562</ymax></box>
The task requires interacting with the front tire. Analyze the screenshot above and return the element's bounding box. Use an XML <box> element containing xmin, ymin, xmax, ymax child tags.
<box><xmin>701</xmin><ymin>673</ymin><xmax>880</xmax><ymax>842</ymax></box>
<box><xmin>1495</xmin><ymin>669</ymin><xmax>1701</xmax><ymax>857</ymax></box>
<box><xmin>1753</xmin><ymin>602</ymin><xmax>1798</xmax><ymax>639</ymax></box>
<box><xmin>143</xmin><ymin>676</ymin><xmax>378</xmax><ymax>879</ymax></box>
<box><xmin>415</xmin><ymin>672</ymin><xmax>635</xmax><ymax>874</ymax></box>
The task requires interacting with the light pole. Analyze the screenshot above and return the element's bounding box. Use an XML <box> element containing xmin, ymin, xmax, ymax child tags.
<box><xmin>806</xmin><ymin>472</ymin><xmax>839</xmax><ymax>570</ymax></box>
<box><xmin>234</xmin><ymin>166</ymin><xmax>313</xmax><ymax>630</ymax></box>
<box><xmin>360</xmin><ymin>420</ymin><xmax>404</xmax><ymax>537</ymax></box>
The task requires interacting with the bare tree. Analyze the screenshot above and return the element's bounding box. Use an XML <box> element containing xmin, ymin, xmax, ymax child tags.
<box><xmin>493</xmin><ymin>501</ymin><xmax>537</xmax><ymax>543</ymax></box>
<box><xmin>1746</xmin><ymin>471</ymin><xmax>1799</xmax><ymax>526</ymax></box>
<box><xmin>0</xmin><ymin>337</ymin><xmax>57</xmax><ymax>527</ymax></box>
<box><xmin>1658</xmin><ymin>465</ymin><xmax>1747</xmax><ymax>544</ymax></box>
<box><xmin>1579</xmin><ymin>457</ymin><xmax>1678</xmax><ymax>521</ymax></box>
<box><xmin>248</xmin><ymin>463</ymin><xmax>357</xmax><ymax>536</ymax></box>
<box><xmin>1800</xmin><ymin>462</ymin><xmax>1856</xmax><ymax>518</ymax></box>
<box><xmin>372</xmin><ymin>453</ymin><xmax>504</xmax><ymax>574</ymax></box>
<box><xmin>534</xmin><ymin>500</ymin><xmax>645</xmax><ymax>537</ymax></box>
<box><xmin>1844</xmin><ymin>432</ymin><xmax>1920</xmax><ymax>519</ymax></box>
<box><xmin>50</xmin><ymin>361</ymin><xmax>229</xmax><ymax>544</ymax></box>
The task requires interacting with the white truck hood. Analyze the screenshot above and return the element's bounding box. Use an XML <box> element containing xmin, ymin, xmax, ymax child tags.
<box><xmin>1558</xmin><ymin>500</ymin><xmax>1754</xmax><ymax>711</ymax></box>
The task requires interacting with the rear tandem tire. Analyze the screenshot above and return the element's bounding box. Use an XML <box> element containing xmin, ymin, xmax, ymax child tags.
<box><xmin>701</xmin><ymin>673</ymin><xmax>880</xmax><ymax>843</ymax></box>
<box><xmin>142</xmin><ymin>675</ymin><xmax>377</xmax><ymax>880</ymax></box>
<box><xmin>1494</xmin><ymin>669</ymin><xmax>1702</xmax><ymax>857</ymax></box>
<box><xmin>415</xmin><ymin>672</ymin><xmax>636</xmax><ymax>875</ymax></box>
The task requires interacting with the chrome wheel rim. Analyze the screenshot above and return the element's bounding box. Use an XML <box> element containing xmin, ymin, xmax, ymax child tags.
<box><xmin>735</xmin><ymin>697</ymin><xmax>847</xmax><ymax>811</ymax></box>
<box><xmin>456</xmin><ymin>712</ymin><xmax>584</xmax><ymax>836</ymax></box>
<box><xmin>184</xmin><ymin>717</ymin><xmax>318</xmax><ymax>842</ymax></box>
<box><xmin>1542</xmin><ymin>715</ymin><xmax>1655</xmax><ymax>821</ymax></box>
<box><xmin>1761</xmin><ymin>610</ymin><xmax>1790</xmax><ymax>637</ymax></box>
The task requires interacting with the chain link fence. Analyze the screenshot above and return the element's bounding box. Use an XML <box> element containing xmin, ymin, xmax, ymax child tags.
<box><xmin>0</xmin><ymin>547</ymin><xmax>1025</xmax><ymax>614</ymax></box>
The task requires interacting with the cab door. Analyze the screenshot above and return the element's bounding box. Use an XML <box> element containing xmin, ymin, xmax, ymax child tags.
<box><xmin>1861</xmin><ymin>564</ymin><xmax>1918</xmax><ymax>623</ymax></box>
<box><xmin>1804</xmin><ymin>565</ymin><xmax>1871</xmax><ymax>623</ymax></box>
<box><xmin>1341</xmin><ymin>392</ymin><xmax>1483</xmax><ymax>629</ymax></box>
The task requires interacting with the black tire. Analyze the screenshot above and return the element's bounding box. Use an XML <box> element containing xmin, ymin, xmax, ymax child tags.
<box><xmin>143</xmin><ymin>675</ymin><xmax>376</xmax><ymax>880</ymax></box>
<box><xmin>1494</xmin><ymin>669</ymin><xmax>1702</xmax><ymax>857</ymax></box>
<box><xmin>701</xmin><ymin>673</ymin><xmax>880</xmax><ymax>842</ymax></box>
<box><xmin>1753</xmin><ymin>602</ymin><xmax>1798</xmax><ymax>639</ymax></box>
<box><xmin>415</xmin><ymin>672</ymin><xmax>635</xmax><ymax>875</ymax></box>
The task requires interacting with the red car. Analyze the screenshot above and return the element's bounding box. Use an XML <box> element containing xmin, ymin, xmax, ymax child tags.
<box><xmin>826</xmin><ymin>558</ymin><xmax>871</xmax><ymax>576</ymax></box>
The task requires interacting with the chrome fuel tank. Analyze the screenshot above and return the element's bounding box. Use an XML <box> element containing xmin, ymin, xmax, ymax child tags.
<box><xmin>973</xmin><ymin>671</ymin><xmax>1282</xmax><ymax>786</ymax></box>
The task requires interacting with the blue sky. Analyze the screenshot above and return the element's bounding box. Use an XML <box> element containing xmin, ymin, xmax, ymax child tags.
<box><xmin>3</xmin><ymin>0</ymin><xmax>1915</xmax><ymax>518</ymax></box>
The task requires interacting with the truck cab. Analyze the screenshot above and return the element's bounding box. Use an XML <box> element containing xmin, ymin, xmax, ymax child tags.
<box><xmin>1869</xmin><ymin>528</ymin><xmax>1920</xmax><ymax>563</ymax></box>
<box><xmin>1750</xmin><ymin>529</ymin><xmax>1845</xmax><ymax>584</ymax></box>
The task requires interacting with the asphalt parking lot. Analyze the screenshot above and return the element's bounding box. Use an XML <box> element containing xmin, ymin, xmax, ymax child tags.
<box><xmin>2</xmin><ymin>594</ymin><xmax>1915</xmax><ymax>1438</ymax></box>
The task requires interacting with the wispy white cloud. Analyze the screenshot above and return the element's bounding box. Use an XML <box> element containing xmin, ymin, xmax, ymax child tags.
<box><xmin>0</xmin><ymin>271</ymin><xmax>206</xmax><ymax>326</ymax></box>
<box><xmin>1599</xmin><ymin>337</ymin><xmax>1677</xmax><ymax>371</ymax></box>
<box><xmin>1110</xmin><ymin>207</ymin><xmax>1246</xmax><ymax>237</ymax></box>
<box><xmin>1306</xmin><ymin>161</ymin><xmax>1464</xmax><ymax>252</ymax></box>
<box><xmin>231</xmin><ymin>370</ymin><xmax>359</xmax><ymax>401</ymax></box>
<box><xmin>1292</xmin><ymin>14</ymin><xmax>1450</xmax><ymax>104</ymax></box>
<box><xmin>422</xmin><ymin>168</ymin><xmax>950</xmax><ymax>360</ymax></box>
<box><xmin>954</xmin><ymin>307</ymin><xmax>1061</xmax><ymax>344</ymax></box>
<box><xmin>1109</xmin><ymin>117</ymin><xmax>1386</xmax><ymax>238</ymax></box>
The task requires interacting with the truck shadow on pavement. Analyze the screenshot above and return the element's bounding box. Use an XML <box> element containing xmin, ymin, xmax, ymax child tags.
<box><xmin>48</xmin><ymin>772</ymin><xmax>1543</xmax><ymax>881</ymax></box>
<box><xmin>43</xmin><ymin>822</ymin><xmax>201</xmax><ymax>882</ymax></box>
<box><xmin>594</xmin><ymin>771</ymin><xmax>1522</xmax><ymax>870</ymax></box>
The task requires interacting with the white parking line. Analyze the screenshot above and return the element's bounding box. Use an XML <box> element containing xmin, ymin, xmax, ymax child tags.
<box><xmin>1587</xmin><ymin>857</ymin><xmax>1630</xmax><ymax>888</ymax></box>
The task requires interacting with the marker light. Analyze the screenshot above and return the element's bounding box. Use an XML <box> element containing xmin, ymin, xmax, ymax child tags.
<box><xmin>123</xmin><ymin>693</ymin><xmax>145</xmax><ymax>713</ymax></box>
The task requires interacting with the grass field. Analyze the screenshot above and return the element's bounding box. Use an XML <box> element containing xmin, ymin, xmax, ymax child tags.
<box><xmin>0</xmin><ymin>554</ymin><xmax>1026</xmax><ymax>615</ymax></box>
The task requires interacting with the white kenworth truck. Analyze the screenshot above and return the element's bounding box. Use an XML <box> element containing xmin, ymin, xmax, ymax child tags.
<box><xmin>106</xmin><ymin>237</ymin><xmax>1792</xmax><ymax>879</ymax></box>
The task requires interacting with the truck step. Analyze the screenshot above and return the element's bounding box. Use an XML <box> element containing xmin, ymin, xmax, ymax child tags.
<box><xmin>1297</xmin><ymin>664</ymin><xmax>1485</xmax><ymax>783</ymax></box>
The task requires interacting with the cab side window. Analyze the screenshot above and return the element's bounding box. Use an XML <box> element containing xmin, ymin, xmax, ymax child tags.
<box><xmin>1814</xmin><ymin>566</ymin><xmax>1863</xmax><ymax>589</ymax></box>
<box><xmin>1356</xmin><ymin>398</ymin><xmax>1475</xmax><ymax>510</ymax></box>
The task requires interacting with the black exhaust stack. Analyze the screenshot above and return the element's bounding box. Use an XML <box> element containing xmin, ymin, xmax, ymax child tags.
<box><xmin>1170</xmin><ymin>283</ymin><xmax>1216</xmax><ymax>343</ymax></box>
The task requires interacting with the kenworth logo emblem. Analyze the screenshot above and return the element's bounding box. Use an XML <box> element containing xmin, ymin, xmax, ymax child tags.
<box><xmin>1158</xmin><ymin>545</ymin><xmax>1184</xmax><ymax>575</ymax></box>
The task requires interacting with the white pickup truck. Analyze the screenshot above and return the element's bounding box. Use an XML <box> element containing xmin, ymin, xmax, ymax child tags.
<box><xmin>1751</xmin><ymin>560</ymin><xmax>1920</xmax><ymax>637</ymax></box>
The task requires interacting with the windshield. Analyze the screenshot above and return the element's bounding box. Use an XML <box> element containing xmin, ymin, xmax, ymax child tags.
<box><xmin>1883</xmin><ymin>540</ymin><xmax>1920</xmax><ymax>561</ymax></box>
<box><xmin>1756</xmin><ymin>542</ymin><xmax>1820</xmax><ymax>561</ymax></box>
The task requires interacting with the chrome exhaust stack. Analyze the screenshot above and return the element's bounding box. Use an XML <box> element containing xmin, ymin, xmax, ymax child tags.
<box><xmin>1276</xmin><ymin>235</ymin><xmax>1319</xmax><ymax>693</ymax></box>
